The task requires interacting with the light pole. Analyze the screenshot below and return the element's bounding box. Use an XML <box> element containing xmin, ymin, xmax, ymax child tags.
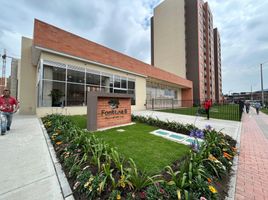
<box><xmin>260</xmin><ymin>61</ymin><xmax>268</xmax><ymax>106</ymax></box>
<box><xmin>260</xmin><ymin>63</ymin><xmax>264</xmax><ymax>106</ymax></box>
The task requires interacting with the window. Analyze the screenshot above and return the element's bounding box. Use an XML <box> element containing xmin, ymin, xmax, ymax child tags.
<box><xmin>39</xmin><ymin>61</ymin><xmax>136</xmax><ymax>107</ymax></box>
<box><xmin>128</xmin><ymin>79</ymin><xmax>135</xmax><ymax>90</ymax></box>
<box><xmin>114</xmin><ymin>76</ymin><xmax>120</xmax><ymax>88</ymax></box>
<box><xmin>68</xmin><ymin>69</ymin><xmax>85</xmax><ymax>83</ymax></box>
<box><xmin>121</xmin><ymin>78</ymin><xmax>127</xmax><ymax>89</ymax></box>
<box><xmin>42</xmin><ymin>80</ymin><xmax>65</xmax><ymax>107</ymax></box>
<box><xmin>86</xmin><ymin>73</ymin><xmax>100</xmax><ymax>86</ymax></box>
<box><xmin>67</xmin><ymin>83</ymin><xmax>85</xmax><ymax>106</ymax></box>
<box><xmin>128</xmin><ymin>89</ymin><xmax>136</xmax><ymax>105</ymax></box>
<box><xmin>43</xmin><ymin>65</ymin><xmax>66</xmax><ymax>81</ymax></box>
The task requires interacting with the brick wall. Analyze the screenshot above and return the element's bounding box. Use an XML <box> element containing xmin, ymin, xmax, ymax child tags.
<box><xmin>97</xmin><ymin>97</ymin><xmax>131</xmax><ymax>129</ymax></box>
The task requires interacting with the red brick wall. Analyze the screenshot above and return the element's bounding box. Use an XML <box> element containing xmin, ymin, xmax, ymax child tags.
<box><xmin>182</xmin><ymin>88</ymin><xmax>193</xmax><ymax>107</ymax></box>
<box><xmin>97</xmin><ymin>97</ymin><xmax>131</xmax><ymax>129</ymax></box>
<box><xmin>33</xmin><ymin>19</ymin><xmax>192</xmax><ymax>89</ymax></box>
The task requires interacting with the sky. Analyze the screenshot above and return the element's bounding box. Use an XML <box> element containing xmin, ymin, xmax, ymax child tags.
<box><xmin>0</xmin><ymin>0</ymin><xmax>268</xmax><ymax>94</ymax></box>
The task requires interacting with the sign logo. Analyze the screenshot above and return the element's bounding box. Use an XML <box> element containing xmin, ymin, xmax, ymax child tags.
<box><xmin>108</xmin><ymin>99</ymin><xmax>119</xmax><ymax>109</ymax></box>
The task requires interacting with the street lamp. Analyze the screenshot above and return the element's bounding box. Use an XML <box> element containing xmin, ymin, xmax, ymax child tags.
<box><xmin>260</xmin><ymin>61</ymin><xmax>268</xmax><ymax>106</ymax></box>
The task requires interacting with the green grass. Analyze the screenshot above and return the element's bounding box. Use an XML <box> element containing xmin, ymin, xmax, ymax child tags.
<box><xmin>94</xmin><ymin>122</ymin><xmax>189</xmax><ymax>174</ymax></box>
<box><xmin>158</xmin><ymin>104</ymin><xmax>241</xmax><ymax>121</ymax></box>
<box><xmin>66</xmin><ymin>115</ymin><xmax>87</xmax><ymax>129</ymax></box>
<box><xmin>261</xmin><ymin>108</ymin><xmax>268</xmax><ymax>114</ymax></box>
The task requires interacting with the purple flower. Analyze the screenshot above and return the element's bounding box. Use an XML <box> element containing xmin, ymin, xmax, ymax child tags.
<box><xmin>189</xmin><ymin>129</ymin><xmax>204</xmax><ymax>139</ymax></box>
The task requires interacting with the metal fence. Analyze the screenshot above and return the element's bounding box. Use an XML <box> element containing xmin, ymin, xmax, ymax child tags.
<box><xmin>145</xmin><ymin>99</ymin><xmax>241</xmax><ymax>121</ymax></box>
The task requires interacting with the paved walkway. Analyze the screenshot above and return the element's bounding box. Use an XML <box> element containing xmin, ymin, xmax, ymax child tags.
<box><xmin>133</xmin><ymin>110</ymin><xmax>241</xmax><ymax>140</ymax></box>
<box><xmin>235</xmin><ymin>109</ymin><xmax>268</xmax><ymax>200</ymax></box>
<box><xmin>0</xmin><ymin>115</ymin><xmax>64</xmax><ymax>200</ymax></box>
<box><xmin>2</xmin><ymin>111</ymin><xmax>268</xmax><ymax>199</ymax></box>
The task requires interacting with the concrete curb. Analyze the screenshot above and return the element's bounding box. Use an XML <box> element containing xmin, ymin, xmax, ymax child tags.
<box><xmin>225</xmin><ymin>118</ymin><xmax>243</xmax><ymax>200</ymax></box>
<box><xmin>38</xmin><ymin>118</ymin><xmax>74</xmax><ymax>200</ymax></box>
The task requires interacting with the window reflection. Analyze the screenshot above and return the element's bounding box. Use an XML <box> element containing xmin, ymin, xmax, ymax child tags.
<box><xmin>39</xmin><ymin>62</ymin><xmax>136</xmax><ymax>107</ymax></box>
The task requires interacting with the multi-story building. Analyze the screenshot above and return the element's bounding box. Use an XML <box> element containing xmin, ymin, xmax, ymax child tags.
<box><xmin>18</xmin><ymin>19</ymin><xmax>193</xmax><ymax>115</ymax></box>
<box><xmin>214</xmin><ymin>28</ymin><xmax>222</xmax><ymax>103</ymax></box>
<box><xmin>151</xmin><ymin>0</ymin><xmax>222</xmax><ymax>104</ymax></box>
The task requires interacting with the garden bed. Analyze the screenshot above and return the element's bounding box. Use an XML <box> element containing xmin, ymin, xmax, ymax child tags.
<box><xmin>43</xmin><ymin>114</ymin><xmax>237</xmax><ymax>200</ymax></box>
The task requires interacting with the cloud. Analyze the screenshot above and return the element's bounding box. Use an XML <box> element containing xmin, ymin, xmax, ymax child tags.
<box><xmin>0</xmin><ymin>0</ymin><xmax>267</xmax><ymax>94</ymax></box>
<box><xmin>209</xmin><ymin>0</ymin><xmax>268</xmax><ymax>93</ymax></box>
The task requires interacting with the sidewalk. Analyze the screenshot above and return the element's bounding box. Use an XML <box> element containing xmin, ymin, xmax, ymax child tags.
<box><xmin>235</xmin><ymin>109</ymin><xmax>268</xmax><ymax>199</ymax></box>
<box><xmin>0</xmin><ymin>115</ymin><xmax>64</xmax><ymax>200</ymax></box>
<box><xmin>133</xmin><ymin>110</ymin><xmax>241</xmax><ymax>140</ymax></box>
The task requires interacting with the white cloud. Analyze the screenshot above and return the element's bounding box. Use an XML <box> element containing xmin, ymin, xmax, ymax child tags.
<box><xmin>0</xmin><ymin>0</ymin><xmax>267</xmax><ymax>94</ymax></box>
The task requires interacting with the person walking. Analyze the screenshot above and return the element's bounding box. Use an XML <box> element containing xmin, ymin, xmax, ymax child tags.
<box><xmin>0</xmin><ymin>88</ymin><xmax>19</xmax><ymax>133</ymax></box>
<box><xmin>245</xmin><ymin>101</ymin><xmax>250</xmax><ymax>114</ymax></box>
<box><xmin>204</xmin><ymin>98</ymin><xmax>212</xmax><ymax>120</ymax></box>
<box><xmin>239</xmin><ymin>100</ymin><xmax>245</xmax><ymax>118</ymax></box>
<box><xmin>255</xmin><ymin>102</ymin><xmax>261</xmax><ymax>115</ymax></box>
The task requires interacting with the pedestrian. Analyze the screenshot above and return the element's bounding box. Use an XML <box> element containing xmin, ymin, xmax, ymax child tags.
<box><xmin>239</xmin><ymin>100</ymin><xmax>244</xmax><ymax>118</ymax></box>
<box><xmin>245</xmin><ymin>101</ymin><xmax>250</xmax><ymax>114</ymax></box>
<box><xmin>255</xmin><ymin>102</ymin><xmax>261</xmax><ymax>115</ymax></box>
<box><xmin>204</xmin><ymin>98</ymin><xmax>212</xmax><ymax>120</ymax></box>
<box><xmin>0</xmin><ymin>88</ymin><xmax>19</xmax><ymax>133</ymax></box>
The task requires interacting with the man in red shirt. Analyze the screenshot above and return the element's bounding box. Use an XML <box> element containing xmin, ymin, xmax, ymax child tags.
<box><xmin>204</xmin><ymin>98</ymin><xmax>212</xmax><ymax>120</ymax></box>
<box><xmin>0</xmin><ymin>88</ymin><xmax>19</xmax><ymax>133</ymax></box>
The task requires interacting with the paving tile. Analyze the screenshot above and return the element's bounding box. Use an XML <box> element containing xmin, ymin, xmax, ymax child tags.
<box><xmin>235</xmin><ymin>112</ymin><xmax>268</xmax><ymax>199</ymax></box>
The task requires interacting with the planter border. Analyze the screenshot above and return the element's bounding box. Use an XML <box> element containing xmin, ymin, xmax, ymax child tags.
<box><xmin>39</xmin><ymin>118</ymin><xmax>74</xmax><ymax>200</ymax></box>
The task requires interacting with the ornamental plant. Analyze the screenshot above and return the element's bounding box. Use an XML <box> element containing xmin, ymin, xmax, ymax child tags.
<box><xmin>42</xmin><ymin>114</ymin><xmax>237</xmax><ymax>200</ymax></box>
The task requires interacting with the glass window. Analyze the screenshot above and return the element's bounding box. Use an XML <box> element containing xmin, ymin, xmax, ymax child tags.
<box><xmin>101</xmin><ymin>74</ymin><xmax>111</xmax><ymax>87</ymax></box>
<box><xmin>100</xmin><ymin>86</ymin><xmax>110</xmax><ymax>93</ymax></box>
<box><xmin>67</xmin><ymin>69</ymin><xmax>85</xmax><ymax>83</ymax></box>
<box><xmin>67</xmin><ymin>83</ymin><xmax>85</xmax><ymax>106</ymax></box>
<box><xmin>128</xmin><ymin>80</ymin><xmax>135</xmax><ymax>89</ymax></box>
<box><xmin>114</xmin><ymin>89</ymin><xmax>127</xmax><ymax>94</ymax></box>
<box><xmin>42</xmin><ymin>80</ymin><xmax>65</xmax><ymax>107</ymax></box>
<box><xmin>114</xmin><ymin>76</ymin><xmax>120</xmax><ymax>88</ymax></box>
<box><xmin>121</xmin><ymin>78</ymin><xmax>127</xmax><ymax>89</ymax></box>
<box><xmin>128</xmin><ymin>90</ymin><xmax>136</xmax><ymax>105</ymax></box>
<box><xmin>86</xmin><ymin>73</ymin><xmax>100</xmax><ymax>85</ymax></box>
<box><xmin>43</xmin><ymin>65</ymin><xmax>66</xmax><ymax>81</ymax></box>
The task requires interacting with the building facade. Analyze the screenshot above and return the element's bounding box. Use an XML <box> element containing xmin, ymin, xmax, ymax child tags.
<box><xmin>18</xmin><ymin>19</ymin><xmax>193</xmax><ymax>116</ymax></box>
<box><xmin>151</xmin><ymin>0</ymin><xmax>222</xmax><ymax>104</ymax></box>
<box><xmin>214</xmin><ymin>28</ymin><xmax>222</xmax><ymax>103</ymax></box>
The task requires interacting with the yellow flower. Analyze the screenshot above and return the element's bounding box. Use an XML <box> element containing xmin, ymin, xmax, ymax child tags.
<box><xmin>120</xmin><ymin>182</ymin><xmax>125</xmax><ymax>188</ymax></box>
<box><xmin>177</xmin><ymin>190</ymin><xmax>181</xmax><ymax>200</ymax></box>
<box><xmin>209</xmin><ymin>185</ymin><xmax>217</xmax><ymax>193</ymax></box>
<box><xmin>56</xmin><ymin>141</ymin><xmax>62</xmax><ymax>145</ymax></box>
<box><xmin>84</xmin><ymin>181</ymin><xmax>90</xmax><ymax>188</ymax></box>
<box><xmin>116</xmin><ymin>194</ymin><xmax>121</xmax><ymax>200</ymax></box>
<box><xmin>56</xmin><ymin>129</ymin><xmax>61</xmax><ymax>134</ymax></box>
<box><xmin>208</xmin><ymin>154</ymin><xmax>217</xmax><ymax>161</ymax></box>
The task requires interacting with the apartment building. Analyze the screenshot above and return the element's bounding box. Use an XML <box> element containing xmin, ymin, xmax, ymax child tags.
<box><xmin>214</xmin><ymin>28</ymin><xmax>222</xmax><ymax>103</ymax></box>
<box><xmin>152</xmin><ymin>0</ymin><xmax>222</xmax><ymax>104</ymax></box>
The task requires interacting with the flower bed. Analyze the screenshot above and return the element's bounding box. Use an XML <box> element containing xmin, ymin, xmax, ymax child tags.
<box><xmin>42</xmin><ymin>114</ymin><xmax>237</xmax><ymax>200</ymax></box>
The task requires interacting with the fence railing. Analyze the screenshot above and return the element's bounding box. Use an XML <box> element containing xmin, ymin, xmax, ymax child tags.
<box><xmin>145</xmin><ymin>99</ymin><xmax>241</xmax><ymax>121</ymax></box>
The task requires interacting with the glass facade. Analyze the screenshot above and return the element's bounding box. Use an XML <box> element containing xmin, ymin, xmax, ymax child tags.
<box><xmin>38</xmin><ymin>61</ymin><xmax>136</xmax><ymax>107</ymax></box>
<box><xmin>146</xmin><ymin>85</ymin><xmax>177</xmax><ymax>100</ymax></box>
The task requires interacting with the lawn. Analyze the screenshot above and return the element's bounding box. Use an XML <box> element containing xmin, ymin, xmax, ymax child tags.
<box><xmin>66</xmin><ymin>115</ymin><xmax>87</xmax><ymax>129</ymax></box>
<box><xmin>93</xmin><ymin>122</ymin><xmax>189</xmax><ymax>174</ymax></box>
<box><xmin>158</xmin><ymin>104</ymin><xmax>241</xmax><ymax>121</ymax></box>
<box><xmin>261</xmin><ymin>108</ymin><xmax>268</xmax><ymax>115</ymax></box>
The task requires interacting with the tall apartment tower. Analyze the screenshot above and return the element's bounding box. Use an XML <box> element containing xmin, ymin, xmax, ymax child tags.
<box><xmin>151</xmin><ymin>0</ymin><xmax>186</xmax><ymax>78</ymax></box>
<box><xmin>152</xmin><ymin>0</ymin><xmax>222</xmax><ymax>104</ymax></box>
<box><xmin>214</xmin><ymin>28</ymin><xmax>222</xmax><ymax>103</ymax></box>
